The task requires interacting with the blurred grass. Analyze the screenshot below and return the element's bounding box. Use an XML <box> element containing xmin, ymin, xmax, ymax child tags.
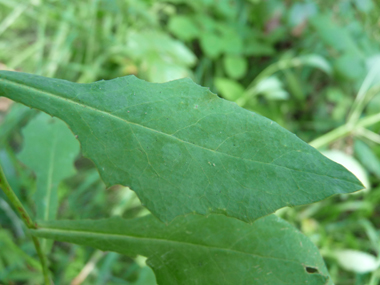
<box><xmin>0</xmin><ymin>0</ymin><xmax>380</xmax><ymax>284</ymax></box>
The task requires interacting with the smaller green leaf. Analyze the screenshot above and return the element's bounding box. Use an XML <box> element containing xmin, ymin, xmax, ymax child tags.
<box><xmin>219</xmin><ymin>26</ymin><xmax>243</xmax><ymax>55</ymax></box>
<box><xmin>334</xmin><ymin>52</ymin><xmax>365</xmax><ymax>80</ymax></box>
<box><xmin>297</xmin><ymin>54</ymin><xmax>332</xmax><ymax>75</ymax></box>
<box><xmin>223</xmin><ymin>55</ymin><xmax>247</xmax><ymax>79</ymax></box>
<box><xmin>254</xmin><ymin>76</ymin><xmax>289</xmax><ymax>100</ymax></box>
<box><xmin>200</xmin><ymin>33</ymin><xmax>223</xmax><ymax>59</ymax></box>
<box><xmin>31</xmin><ymin>214</ymin><xmax>332</xmax><ymax>285</ymax></box>
<box><xmin>168</xmin><ymin>15</ymin><xmax>199</xmax><ymax>41</ymax></box>
<box><xmin>18</xmin><ymin>112</ymin><xmax>80</xmax><ymax>221</ymax></box>
<box><xmin>310</xmin><ymin>15</ymin><xmax>356</xmax><ymax>52</ymax></box>
<box><xmin>126</xmin><ymin>31</ymin><xmax>196</xmax><ymax>82</ymax></box>
<box><xmin>214</xmin><ymin>77</ymin><xmax>245</xmax><ymax>101</ymax></box>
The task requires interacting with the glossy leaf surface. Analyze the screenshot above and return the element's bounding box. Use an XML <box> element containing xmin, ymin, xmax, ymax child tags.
<box><xmin>31</xmin><ymin>214</ymin><xmax>332</xmax><ymax>285</ymax></box>
<box><xmin>0</xmin><ymin>71</ymin><xmax>363</xmax><ymax>223</ymax></box>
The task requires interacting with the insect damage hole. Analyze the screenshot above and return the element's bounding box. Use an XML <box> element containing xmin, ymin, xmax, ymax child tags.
<box><xmin>305</xmin><ymin>266</ymin><xmax>319</xmax><ymax>274</ymax></box>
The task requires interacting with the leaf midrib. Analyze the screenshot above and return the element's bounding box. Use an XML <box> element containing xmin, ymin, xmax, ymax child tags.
<box><xmin>33</xmin><ymin>226</ymin><xmax>318</xmax><ymax>268</ymax></box>
<box><xmin>44</xmin><ymin>127</ymin><xmax>58</xmax><ymax>221</ymax></box>
<box><xmin>0</xmin><ymin>77</ymin><xmax>359</xmax><ymax>185</ymax></box>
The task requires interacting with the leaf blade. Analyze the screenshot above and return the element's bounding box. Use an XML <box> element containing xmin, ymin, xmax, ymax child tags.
<box><xmin>0</xmin><ymin>71</ymin><xmax>363</xmax><ymax>223</ymax></box>
<box><xmin>31</xmin><ymin>214</ymin><xmax>332</xmax><ymax>285</ymax></box>
<box><xmin>18</xmin><ymin>112</ymin><xmax>80</xmax><ymax>221</ymax></box>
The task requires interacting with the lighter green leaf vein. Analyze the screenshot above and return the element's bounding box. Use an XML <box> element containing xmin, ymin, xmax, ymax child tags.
<box><xmin>34</xmin><ymin>227</ymin><xmax>308</xmax><ymax>266</ymax></box>
<box><xmin>0</xmin><ymin>78</ymin><xmax>354</xmax><ymax>183</ymax></box>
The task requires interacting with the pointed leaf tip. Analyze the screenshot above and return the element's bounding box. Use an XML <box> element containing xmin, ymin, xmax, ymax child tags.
<box><xmin>0</xmin><ymin>71</ymin><xmax>363</xmax><ymax>223</ymax></box>
<box><xmin>32</xmin><ymin>214</ymin><xmax>331</xmax><ymax>285</ymax></box>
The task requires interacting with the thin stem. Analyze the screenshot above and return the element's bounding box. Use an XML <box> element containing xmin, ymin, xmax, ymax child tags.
<box><xmin>0</xmin><ymin>164</ymin><xmax>50</xmax><ymax>284</ymax></box>
<box><xmin>0</xmin><ymin>4</ymin><xmax>27</xmax><ymax>37</ymax></box>
<box><xmin>238</xmin><ymin>59</ymin><xmax>291</xmax><ymax>107</ymax></box>
<box><xmin>240</xmin><ymin>55</ymin><xmax>328</xmax><ymax>107</ymax></box>
<box><xmin>71</xmin><ymin>250</ymin><xmax>106</xmax><ymax>285</ymax></box>
<box><xmin>309</xmin><ymin>112</ymin><xmax>380</xmax><ymax>149</ymax></box>
<box><xmin>356</xmin><ymin>112</ymin><xmax>380</xmax><ymax>129</ymax></box>
<box><xmin>358</xmin><ymin>128</ymin><xmax>380</xmax><ymax>144</ymax></box>
<box><xmin>309</xmin><ymin>124</ymin><xmax>351</xmax><ymax>149</ymax></box>
<box><xmin>369</xmin><ymin>268</ymin><xmax>380</xmax><ymax>285</ymax></box>
<box><xmin>32</xmin><ymin>236</ymin><xmax>51</xmax><ymax>285</ymax></box>
<box><xmin>0</xmin><ymin>198</ymin><xmax>24</xmax><ymax>238</ymax></box>
<box><xmin>246</xmin><ymin>56</ymin><xmax>302</xmax><ymax>91</ymax></box>
<box><xmin>0</xmin><ymin>163</ymin><xmax>35</xmax><ymax>228</ymax></box>
<box><xmin>350</xmin><ymin>84</ymin><xmax>380</xmax><ymax>126</ymax></box>
<box><xmin>347</xmin><ymin>63</ymin><xmax>380</xmax><ymax>125</ymax></box>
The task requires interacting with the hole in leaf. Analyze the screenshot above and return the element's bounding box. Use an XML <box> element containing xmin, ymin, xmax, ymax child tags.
<box><xmin>305</xmin><ymin>266</ymin><xmax>319</xmax><ymax>274</ymax></box>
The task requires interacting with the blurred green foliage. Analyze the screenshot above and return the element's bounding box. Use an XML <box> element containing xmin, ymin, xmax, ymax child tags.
<box><xmin>0</xmin><ymin>0</ymin><xmax>380</xmax><ymax>284</ymax></box>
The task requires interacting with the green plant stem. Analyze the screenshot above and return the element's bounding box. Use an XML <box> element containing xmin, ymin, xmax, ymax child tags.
<box><xmin>358</xmin><ymin>128</ymin><xmax>380</xmax><ymax>144</ymax></box>
<box><xmin>0</xmin><ymin>164</ymin><xmax>34</xmax><ymax>228</ymax></box>
<box><xmin>246</xmin><ymin>57</ymin><xmax>300</xmax><ymax>90</ymax></box>
<box><xmin>347</xmin><ymin>66</ymin><xmax>380</xmax><ymax>126</ymax></box>
<box><xmin>237</xmin><ymin>59</ymin><xmax>290</xmax><ymax>107</ymax></box>
<box><xmin>71</xmin><ymin>250</ymin><xmax>106</xmax><ymax>285</ymax></box>
<box><xmin>238</xmin><ymin>56</ymin><xmax>319</xmax><ymax>107</ymax></box>
<box><xmin>0</xmin><ymin>163</ymin><xmax>50</xmax><ymax>285</ymax></box>
<box><xmin>31</xmin><ymin>236</ymin><xmax>50</xmax><ymax>284</ymax></box>
<box><xmin>309</xmin><ymin>112</ymin><xmax>380</xmax><ymax>149</ymax></box>
<box><xmin>0</xmin><ymin>198</ymin><xmax>24</xmax><ymax>238</ymax></box>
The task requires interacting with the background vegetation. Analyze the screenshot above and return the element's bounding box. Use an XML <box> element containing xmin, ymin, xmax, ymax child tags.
<box><xmin>0</xmin><ymin>0</ymin><xmax>380</xmax><ymax>284</ymax></box>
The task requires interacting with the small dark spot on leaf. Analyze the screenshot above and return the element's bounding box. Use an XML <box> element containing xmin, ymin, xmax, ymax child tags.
<box><xmin>305</xmin><ymin>266</ymin><xmax>319</xmax><ymax>274</ymax></box>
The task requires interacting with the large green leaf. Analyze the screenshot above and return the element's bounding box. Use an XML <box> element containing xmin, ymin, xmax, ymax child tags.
<box><xmin>18</xmin><ymin>112</ymin><xmax>80</xmax><ymax>221</ymax></box>
<box><xmin>31</xmin><ymin>214</ymin><xmax>332</xmax><ymax>285</ymax></box>
<box><xmin>0</xmin><ymin>71</ymin><xmax>363</xmax><ymax>223</ymax></box>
